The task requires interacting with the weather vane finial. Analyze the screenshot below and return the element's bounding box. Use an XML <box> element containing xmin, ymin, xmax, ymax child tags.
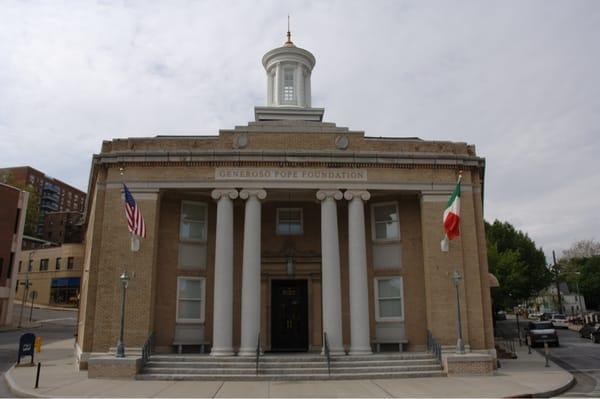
<box><xmin>285</xmin><ymin>14</ymin><xmax>294</xmax><ymax>46</ymax></box>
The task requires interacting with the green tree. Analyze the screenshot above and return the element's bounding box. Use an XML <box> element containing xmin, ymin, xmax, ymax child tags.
<box><xmin>0</xmin><ymin>172</ymin><xmax>40</xmax><ymax>236</ymax></box>
<box><xmin>485</xmin><ymin>220</ymin><xmax>552</xmax><ymax>310</ymax></box>
<box><xmin>560</xmin><ymin>255</ymin><xmax>600</xmax><ymax>310</ymax></box>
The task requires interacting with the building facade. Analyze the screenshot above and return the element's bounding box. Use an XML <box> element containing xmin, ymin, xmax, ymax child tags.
<box><xmin>0</xmin><ymin>183</ymin><xmax>29</xmax><ymax>326</ymax></box>
<box><xmin>77</xmin><ymin>36</ymin><xmax>495</xmax><ymax>367</ymax></box>
<box><xmin>0</xmin><ymin>166</ymin><xmax>86</xmax><ymax>236</ymax></box>
<box><xmin>42</xmin><ymin>211</ymin><xmax>84</xmax><ymax>244</ymax></box>
<box><xmin>16</xmin><ymin>244</ymin><xmax>84</xmax><ymax>307</ymax></box>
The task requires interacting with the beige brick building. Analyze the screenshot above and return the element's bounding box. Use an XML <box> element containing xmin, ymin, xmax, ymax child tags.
<box><xmin>17</xmin><ymin>244</ymin><xmax>84</xmax><ymax>307</ymax></box>
<box><xmin>77</xmin><ymin>35</ymin><xmax>495</xmax><ymax>375</ymax></box>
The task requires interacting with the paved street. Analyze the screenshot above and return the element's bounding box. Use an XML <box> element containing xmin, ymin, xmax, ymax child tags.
<box><xmin>0</xmin><ymin>304</ymin><xmax>76</xmax><ymax>397</ymax></box>
<box><xmin>496</xmin><ymin>317</ymin><xmax>600</xmax><ymax>397</ymax></box>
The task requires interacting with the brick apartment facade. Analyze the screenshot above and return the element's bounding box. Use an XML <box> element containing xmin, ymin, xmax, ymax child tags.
<box><xmin>43</xmin><ymin>211</ymin><xmax>84</xmax><ymax>244</ymax></box>
<box><xmin>0</xmin><ymin>183</ymin><xmax>29</xmax><ymax>326</ymax></box>
<box><xmin>0</xmin><ymin>166</ymin><xmax>86</xmax><ymax>236</ymax></box>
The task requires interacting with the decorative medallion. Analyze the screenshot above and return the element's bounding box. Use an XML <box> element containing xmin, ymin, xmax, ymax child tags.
<box><xmin>233</xmin><ymin>133</ymin><xmax>248</xmax><ymax>149</ymax></box>
<box><xmin>335</xmin><ymin>135</ymin><xmax>349</xmax><ymax>150</ymax></box>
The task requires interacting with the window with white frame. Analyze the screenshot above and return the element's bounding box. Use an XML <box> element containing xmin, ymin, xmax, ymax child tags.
<box><xmin>180</xmin><ymin>201</ymin><xmax>207</xmax><ymax>241</ymax></box>
<box><xmin>372</xmin><ymin>202</ymin><xmax>400</xmax><ymax>241</ymax></box>
<box><xmin>283</xmin><ymin>68</ymin><xmax>295</xmax><ymax>102</ymax></box>
<box><xmin>176</xmin><ymin>277</ymin><xmax>205</xmax><ymax>323</ymax></box>
<box><xmin>375</xmin><ymin>277</ymin><xmax>404</xmax><ymax>321</ymax></box>
<box><xmin>276</xmin><ymin>208</ymin><xmax>303</xmax><ymax>235</ymax></box>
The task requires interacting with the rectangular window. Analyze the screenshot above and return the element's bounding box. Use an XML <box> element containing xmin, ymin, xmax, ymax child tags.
<box><xmin>180</xmin><ymin>201</ymin><xmax>207</xmax><ymax>242</ymax></box>
<box><xmin>56</xmin><ymin>257</ymin><xmax>61</xmax><ymax>271</ymax></box>
<box><xmin>67</xmin><ymin>257</ymin><xmax>74</xmax><ymax>270</ymax></box>
<box><xmin>28</xmin><ymin>260</ymin><xmax>33</xmax><ymax>272</ymax></box>
<box><xmin>372</xmin><ymin>202</ymin><xmax>400</xmax><ymax>241</ymax></box>
<box><xmin>40</xmin><ymin>258</ymin><xmax>49</xmax><ymax>271</ymax></box>
<box><xmin>176</xmin><ymin>277</ymin><xmax>205</xmax><ymax>323</ymax></box>
<box><xmin>277</xmin><ymin>208</ymin><xmax>303</xmax><ymax>235</ymax></box>
<box><xmin>283</xmin><ymin>68</ymin><xmax>295</xmax><ymax>102</ymax></box>
<box><xmin>375</xmin><ymin>277</ymin><xmax>404</xmax><ymax>321</ymax></box>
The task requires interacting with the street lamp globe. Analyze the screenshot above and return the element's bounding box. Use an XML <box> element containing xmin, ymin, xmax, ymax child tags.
<box><xmin>120</xmin><ymin>271</ymin><xmax>130</xmax><ymax>289</ymax></box>
<box><xmin>452</xmin><ymin>271</ymin><xmax>462</xmax><ymax>286</ymax></box>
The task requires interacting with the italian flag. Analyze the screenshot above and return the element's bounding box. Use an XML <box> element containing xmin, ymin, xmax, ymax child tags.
<box><xmin>441</xmin><ymin>175</ymin><xmax>461</xmax><ymax>251</ymax></box>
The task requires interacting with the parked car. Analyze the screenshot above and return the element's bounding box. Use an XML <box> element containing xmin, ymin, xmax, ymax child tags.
<box><xmin>528</xmin><ymin>312</ymin><xmax>542</xmax><ymax>320</ymax></box>
<box><xmin>495</xmin><ymin>311</ymin><xmax>507</xmax><ymax>320</ymax></box>
<box><xmin>540</xmin><ymin>312</ymin><xmax>554</xmax><ymax>321</ymax></box>
<box><xmin>550</xmin><ymin>314</ymin><xmax>569</xmax><ymax>329</ymax></box>
<box><xmin>579</xmin><ymin>323</ymin><xmax>600</xmax><ymax>343</ymax></box>
<box><xmin>526</xmin><ymin>321</ymin><xmax>559</xmax><ymax>347</ymax></box>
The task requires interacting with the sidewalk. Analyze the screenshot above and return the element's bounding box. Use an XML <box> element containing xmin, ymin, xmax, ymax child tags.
<box><xmin>5</xmin><ymin>339</ymin><xmax>574</xmax><ymax>398</ymax></box>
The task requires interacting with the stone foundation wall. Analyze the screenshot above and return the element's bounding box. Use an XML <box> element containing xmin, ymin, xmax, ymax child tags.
<box><xmin>87</xmin><ymin>356</ymin><xmax>142</xmax><ymax>379</ymax></box>
<box><xmin>444</xmin><ymin>354</ymin><xmax>495</xmax><ymax>376</ymax></box>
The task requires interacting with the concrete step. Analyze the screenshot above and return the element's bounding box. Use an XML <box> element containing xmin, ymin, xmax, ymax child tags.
<box><xmin>145</xmin><ymin>358</ymin><xmax>440</xmax><ymax>369</ymax></box>
<box><xmin>149</xmin><ymin>353</ymin><xmax>435</xmax><ymax>363</ymax></box>
<box><xmin>136</xmin><ymin>370</ymin><xmax>446</xmax><ymax>381</ymax></box>
<box><xmin>142</xmin><ymin>364</ymin><xmax>442</xmax><ymax>375</ymax></box>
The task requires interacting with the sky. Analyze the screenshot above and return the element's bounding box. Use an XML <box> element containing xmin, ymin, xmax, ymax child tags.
<box><xmin>1</xmin><ymin>0</ymin><xmax>599</xmax><ymax>260</ymax></box>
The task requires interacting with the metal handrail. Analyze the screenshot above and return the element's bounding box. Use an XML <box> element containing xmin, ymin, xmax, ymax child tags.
<box><xmin>255</xmin><ymin>332</ymin><xmax>261</xmax><ymax>376</ymax></box>
<box><xmin>323</xmin><ymin>331</ymin><xmax>331</xmax><ymax>377</ymax></box>
<box><xmin>426</xmin><ymin>330</ymin><xmax>442</xmax><ymax>362</ymax></box>
<box><xmin>141</xmin><ymin>332</ymin><xmax>155</xmax><ymax>367</ymax></box>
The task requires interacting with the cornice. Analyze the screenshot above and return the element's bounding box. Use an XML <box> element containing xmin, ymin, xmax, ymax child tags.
<box><xmin>93</xmin><ymin>150</ymin><xmax>485</xmax><ymax>169</ymax></box>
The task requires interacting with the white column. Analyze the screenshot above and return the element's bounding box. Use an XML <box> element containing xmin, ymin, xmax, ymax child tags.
<box><xmin>274</xmin><ymin>63</ymin><xmax>282</xmax><ymax>106</ymax></box>
<box><xmin>344</xmin><ymin>190</ymin><xmax>372</xmax><ymax>355</ymax></box>
<box><xmin>316</xmin><ymin>189</ymin><xmax>345</xmax><ymax>355</ymax></box>
<box><xmin>238</xmin><ymin>189</ymin><xmax>267</xmax><ymax>356</ymax></box>
<box><xmin>210</xmin><ymin>188</ymin><xmax>238</xmax><ymax>356</ymax></box>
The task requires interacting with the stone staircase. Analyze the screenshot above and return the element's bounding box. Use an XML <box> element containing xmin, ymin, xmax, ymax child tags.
<box><xmin>136</xmin><ymin>352</ymin><xmax>445</xmax><ymax>381</ymax></box>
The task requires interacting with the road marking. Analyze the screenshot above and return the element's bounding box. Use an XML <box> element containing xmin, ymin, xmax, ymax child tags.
<box><xmin>37</xmin><ymin>318</ymin><xmax>75</xmax><ymax>323</ymax></box>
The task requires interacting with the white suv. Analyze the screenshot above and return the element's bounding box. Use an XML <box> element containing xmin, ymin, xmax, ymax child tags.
<box><xmin>550</xmin><ymin>314</ymin><xmax>568</xmax><ymax>329</ymax></box>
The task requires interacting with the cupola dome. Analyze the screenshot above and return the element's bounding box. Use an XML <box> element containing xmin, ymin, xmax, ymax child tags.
<box><xmin>255</xmin><ymin>30</ymin><xmax>324</xmax><ymax>122</ymax></box>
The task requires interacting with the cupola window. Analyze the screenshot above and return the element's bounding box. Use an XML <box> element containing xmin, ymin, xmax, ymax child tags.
<box><xmin>283</xmin><ymin>68</ymin><xmax>295</xmax><ymax>103</ymax></box>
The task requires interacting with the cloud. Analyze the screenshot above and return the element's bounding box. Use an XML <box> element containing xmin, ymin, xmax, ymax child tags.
<box><xmin>1</xmin><ymin>0</ymin><xmax>599</xmax><ymax>259</ymax></box>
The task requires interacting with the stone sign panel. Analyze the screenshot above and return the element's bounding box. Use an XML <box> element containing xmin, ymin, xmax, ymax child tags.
<box><xmin>215</xmin><ymin>167</ymin><xmax>367</xmax><ymax>182</ymax></box>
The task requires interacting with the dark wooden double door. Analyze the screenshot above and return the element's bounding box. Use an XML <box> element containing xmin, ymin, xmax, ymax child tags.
<box><xmin>271</xmin><ymin>280</ymin><xmax>309</xmax><ymax>352</ymax></box>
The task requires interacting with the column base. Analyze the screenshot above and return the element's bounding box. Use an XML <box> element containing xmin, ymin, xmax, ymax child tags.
<box><xmin>237</xmin><ymin>348</ymin><xmax>258</xmax><ymax>357</ymax></box>
<box><xmin>322</xmin><ymin>347</ymin><xmax>346</xmax><ymax>356</ymax></box>
<box><xmin>210</xmin><ymin>347</ymin><xmax>235</xmax><ymax>356</ymax></box>
<box><xmin>349</xmin><ymin>347</ymin><xmax>373</xmax><ymax>355</ymax></box>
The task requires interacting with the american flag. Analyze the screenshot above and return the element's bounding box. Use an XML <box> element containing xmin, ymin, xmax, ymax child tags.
<box><xmin>123</xmin><ymin>184</ymin><xmax>146</xmax><ymax>238</ymax></box>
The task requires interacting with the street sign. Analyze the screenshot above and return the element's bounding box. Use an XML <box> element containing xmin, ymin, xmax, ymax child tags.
<box><xmin>17</xmin><ymin>333</ymin><xmax>35</xmax><ymax>364</ymax></box>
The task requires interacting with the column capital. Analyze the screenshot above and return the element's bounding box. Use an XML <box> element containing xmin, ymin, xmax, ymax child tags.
<box><xmin>316</xmin><ymin>189</ymin><xmax>343</xmax><ymax>201</ymax></box>
<box><xmin>211</xmin><ymin>189</ymin><xmax>239</xmax><ymax>200</ymax></box>
<box><xmin>239</xmin><ymin>189</ymin><xmax>267</xmax><ymax>201</ymax></box>
<box><xmin>343</xmin><ymin>190</ymin><xmax>370</xmax><ymax>201</ymax></box>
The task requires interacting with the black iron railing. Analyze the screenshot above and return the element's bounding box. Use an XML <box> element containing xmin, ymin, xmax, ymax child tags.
<box><xmin>141</xmin><ymin>332</ymin><xmax>155</xmax><ymax>367</ymax></box>
<box><xmin>255</xmin><ymin>332</ymin><xmax>262</xmax><ymax>376</ymax></box>
<box><xmin>426</xmin><ymin>330</ymin><xmax>442</xmax><ymax>362</ymax></box>
<box><xmin>323</xmin><ymin>331</ymin><xmax>331</xmax><ymax>377</ymax></box>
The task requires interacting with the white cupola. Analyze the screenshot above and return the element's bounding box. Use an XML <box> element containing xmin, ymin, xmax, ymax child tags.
<box><xmin>255</xmin><ymin>30</ymin><xmax>324</xmax><ymax>122</ymax></box>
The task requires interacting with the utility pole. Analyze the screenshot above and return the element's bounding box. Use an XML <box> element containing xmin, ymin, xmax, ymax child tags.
<box><xmin>552</xmin><ymin>251</ymin><xmax>562</xmax><ymax>313</ymax></box>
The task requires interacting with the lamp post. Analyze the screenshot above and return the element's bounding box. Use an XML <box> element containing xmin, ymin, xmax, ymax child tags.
<box><xmin>18</xmin><ymin>251</ymin><xmax>34</xmax><ymax>328</ymax></box>
<box><xmin>115</xmin><ymin>271</ymin><xmax>130</xmax><ymax>358</ymax></box>
<box><xmin>452</xmin><ymin>271</ymin><xmax>465</xmax><ymax>354</ymax></box>
<box><xmin>575</xmin><ymin>271</ymin><xmax>582</xmax><ymax>317</ymax></box>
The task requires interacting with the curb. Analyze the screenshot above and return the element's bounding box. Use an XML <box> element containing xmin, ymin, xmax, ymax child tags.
<box><xmin>0</xmin><ymin>323</ymin><xmax>42</xmax><ymax>334</ymax></box>
<box><xmin>14</xmin><ymin>302</ymin><xmax>77</xmax><ymax>312</ymax></box>
<box><xmin>531</xmin><ymin>374</ymin><xmax>576</xmax><ymax>398</ymax></box>
<box><xmin>3</xmin><ymin>366</ymin><xmax>44</xmax><ymax>398</ymax></box>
